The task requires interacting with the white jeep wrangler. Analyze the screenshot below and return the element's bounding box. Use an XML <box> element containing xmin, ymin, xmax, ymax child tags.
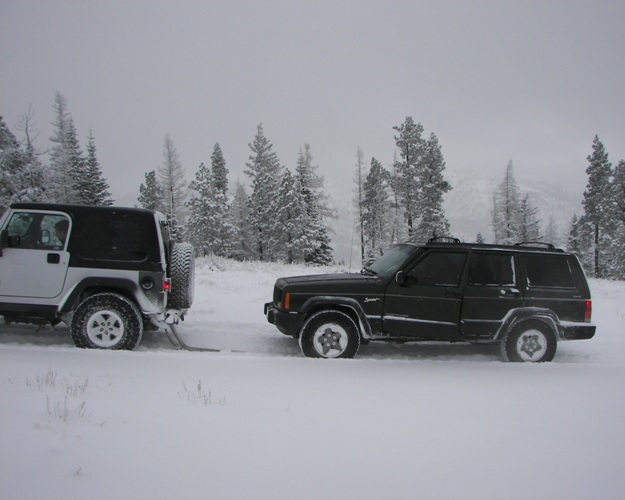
<box><xmin>0</xmin><ymin>203</ymin><xmax>195</xmax><ymax>350</ymax></box>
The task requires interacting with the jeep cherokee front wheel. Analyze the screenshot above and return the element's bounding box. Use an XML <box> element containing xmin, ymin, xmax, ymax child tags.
<box><xmin>71</xmin><ymin>293</ymin><xmax>144</xmax><ymax>350</ymax></box>
<box><xmin>299</xmin><ymin>310</ymin><xmax>360</xmax><ymax>359</ymax></box>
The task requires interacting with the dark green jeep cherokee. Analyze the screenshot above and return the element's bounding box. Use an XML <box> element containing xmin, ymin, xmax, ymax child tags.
<box><xmin>264</xmin><ymin>239</ymin><xmax>596</xmax><ymax>362</ymax></box>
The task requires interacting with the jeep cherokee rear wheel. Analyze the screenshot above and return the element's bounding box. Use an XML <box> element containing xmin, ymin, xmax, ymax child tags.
<box><xmin>299</xmin><ymin>310</ymin><xmax>360</xmax><ymax>359</ymax></box>
<box><xmin>71</xmin><ymin>293</ymin><xmax>143</xmax><ymax>350</ymax></box>
<box><xmin>169</xmin><ymin>242</ymin><xmax>195</xmax><ymax>309</ymax></box>
<box><xmin>501</xmin><ymin>320</ymin><xmax>557</xmax><ymax>362</ymax></box>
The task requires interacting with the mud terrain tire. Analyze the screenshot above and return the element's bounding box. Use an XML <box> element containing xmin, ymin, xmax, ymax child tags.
<box><xmin>71</xmin><ymin>293</ymin><xmax>143</xmax><ymax>350</ymax></box>
<box><xmin>169</xmin><ymin>242</ymin><xmax>195</xmax><ymax>309</ymax></box>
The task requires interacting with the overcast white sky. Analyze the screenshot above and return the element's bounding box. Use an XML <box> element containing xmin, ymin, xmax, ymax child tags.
<box><xmin>1</xmin><ymin>0</ymin><xmax>624</xmax><ymax>205</ymax></box>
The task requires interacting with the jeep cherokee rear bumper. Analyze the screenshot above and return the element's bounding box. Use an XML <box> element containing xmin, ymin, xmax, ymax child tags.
<box><xmin>559</xmin><ymin>322</ymin><xmax>596</xmax><ymax>340</ymax></box>
<box><xmin>264</xmin><ymin>302</ymin><xmax>301</xmax><ymax>338</ymax></box>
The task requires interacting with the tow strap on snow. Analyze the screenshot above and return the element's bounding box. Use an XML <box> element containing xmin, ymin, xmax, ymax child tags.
<box><xmin>166</xmin><ymin>325</ymin><xmax>221</xmax><ymax>352</ymax></box>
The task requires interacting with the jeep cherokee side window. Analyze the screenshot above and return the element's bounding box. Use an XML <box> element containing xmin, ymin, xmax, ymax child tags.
<box><xmin>522</xmin><ymin>254</ymin><xmax>575</xmax><ymax>289</ymax></box>
<box><xmin>468</xmin><ymin>253</ymin><xmax>515</xmax><ymax>286</ymax></box>
<box><xmin>407</xmin><ymin>252</ymin><xmax>467</xmax><ymax>286</ymax></box>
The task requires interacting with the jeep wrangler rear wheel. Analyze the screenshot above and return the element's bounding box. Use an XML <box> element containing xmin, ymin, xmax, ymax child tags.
<box><xmin>299</xmin><ymin>310</ymin><xmax>360</xmax><ymax>359</ymax></box>
<box><xmin>71</xmin><ymin>293</ymin><xmax>143</xmax><ymax>350</ymax></box>
<box><xmin>169</xmin><ymin>242</ymin><xmax>195</xmax><ymax>309</ymax></box>
<box><xmin>501</xmin><ymin>320</ymin><xmax>557</xmax><ymax>362</ymax></box>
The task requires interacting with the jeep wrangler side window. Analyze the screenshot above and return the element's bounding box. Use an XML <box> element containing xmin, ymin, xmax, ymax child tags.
<box><xmin>522</xmin><ymin>254</ymin><xmax>575</xmax><ymax>289</ymax></box>
<box><xmin>468</xmin><ymin>253</ymin><xmax>516</xmax><ymax>286</ymax></box>
<box><xmin>407</xmin><ymin>252</ymin><xmax>467</xmax><ymax>286</ymax></box>
<box><xmin>6</xmin><ymin>212</ymin><xmax>70</xmax><ymax>250</ymax></box>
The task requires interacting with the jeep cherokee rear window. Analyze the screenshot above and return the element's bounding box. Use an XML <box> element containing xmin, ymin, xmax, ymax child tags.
<box><xmin>522</xmin><ymin>254</ymin><xmax>575</xmax><ymax>289</ymax></box>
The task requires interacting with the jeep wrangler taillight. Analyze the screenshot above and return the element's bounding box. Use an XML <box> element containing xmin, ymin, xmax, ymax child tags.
<box><xmin>163</xmin><ymin>279</ymin><xmax>171</xmax><ymax>293</ymax></box>
<box><xmin>585</xmin><ymin>300</ymin><xmax>592</xmax><ymax>322</ymax></box>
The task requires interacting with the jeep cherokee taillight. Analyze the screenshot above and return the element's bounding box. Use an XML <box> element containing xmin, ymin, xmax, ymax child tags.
<box><xmin>163</xmin><ymin>278</ymin><xmax>171</xmax><ymax>293</ymax></box>
<box><xmin>585</xmin><ymin>300</ymin><xmax>592</xmax><ymax>323</ymax></box>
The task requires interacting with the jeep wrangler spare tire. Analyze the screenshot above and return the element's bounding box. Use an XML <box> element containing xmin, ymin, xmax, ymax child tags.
<box><xmin>71</xmin><ymin>293</ymin><xmax>143</xmax><ymax>350</ymax></box>
<box><xmin>299</xmin><ymin>310</ymin><xmax>360</xmax><ymax>359</ymax></box>
<box><xmin>169</xmin><ymin>242</ymin><xmax>195</xmax><ymax>309</ymax></box>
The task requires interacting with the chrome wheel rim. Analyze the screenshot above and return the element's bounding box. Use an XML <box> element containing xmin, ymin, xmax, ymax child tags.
<box><xmin>86</xmin><ymin>309</ymin><xmax>124</xmax><ymax>348</ymax></box>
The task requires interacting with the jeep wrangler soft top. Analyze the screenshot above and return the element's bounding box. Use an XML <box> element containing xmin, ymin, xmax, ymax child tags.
<box><xmin>0</xmin><ymin>202</ymin><xmax>195</xmax><ymax>350</ymax></box>
<box><xmin>265</xmin><ymin>238</ymin><xmax>596</xmax><ymax>362</ymax></box>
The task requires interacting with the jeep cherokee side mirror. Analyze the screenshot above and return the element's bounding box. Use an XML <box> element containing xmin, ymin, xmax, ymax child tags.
<box><xmin>395</xmin><ymin>271</ymin><xmax>406</xmax><ymax>286</ymax></box>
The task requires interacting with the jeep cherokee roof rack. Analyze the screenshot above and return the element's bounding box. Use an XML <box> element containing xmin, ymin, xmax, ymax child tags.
<box><xmin>514</xmin><ymin>241</ymin><xmax>556</xmax><ymax>249</ymax></box>
<box><xmin>427</xmin><ymin>236</ymin><xmax>461</xmax><ymax>244</ymax></box>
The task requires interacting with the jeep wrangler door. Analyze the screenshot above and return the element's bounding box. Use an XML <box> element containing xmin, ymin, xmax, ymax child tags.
<box><xmin>460</xmin><ymin>252</ymin><xmax>523</xmax><ymax>340</ymax></box>
<box><xmin>0</xmin><ymin>211</ymin><xmax>71</xmax><ymax>299</ymax></box>
<box><xmin>383</xmin><ymin>250</ymin><xmax>467</xmax><ymax>340</ymax></box>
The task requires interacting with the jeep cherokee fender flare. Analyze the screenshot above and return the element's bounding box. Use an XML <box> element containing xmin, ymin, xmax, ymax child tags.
<box><xmin>299</xmin><ymin>296</ymin><xmax>373</xmax><ymax>338</ymax></box>
<box><xmin>493</xmin><ymin>307</ymin><xmax>560</xmax><ymax>342</ymax></box>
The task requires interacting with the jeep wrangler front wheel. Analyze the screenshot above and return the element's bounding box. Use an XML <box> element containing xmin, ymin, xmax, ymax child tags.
<box><xmin>71</xmin><ymin>293</ymin><xmax>144</xmax><ymax>350</ymax></box>
<box><xmin>299</xmin><ymin>310</ymin><xmax>360</xmax><ymax>359</ymax></box>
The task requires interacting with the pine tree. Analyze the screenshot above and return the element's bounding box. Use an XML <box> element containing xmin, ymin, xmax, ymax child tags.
<box><xmin>0</xmin><ymin>116</ymin><xmax>27</xmax><ymax>213</ymax></box>
<box><xmin>414</xmin><ymin>133</ymin><xmax>451</xmax><ymax>240</ymax></box>
<box><xmin>229</xmin><ymin>180</ymin><xmax>253</xmax><ymax>261</ymax></box>
<box><xmin>362</xmin><ymin>158</ymin><xmax>391</xmax><ymax>265</ymax></box>
<box><xmin>157</xmin><ymin>134</ymin><xmax>188</xmax><ymax>241</ymax></box>
<box><xmin>581</xmin><ymin>136</ymin><xmax>613</xmax><ymax>278</ymax></box>
<box><xmin>244</xmin><ymin>124</ymin><xmax>282</xmax><ymax>261</ymax></box>
<box><xmin>492</xmin><ymin>161</ymin><xmax>522</xmax><ymax>244</ymax></box>
<box><xmin>75</xmin><ymin>131</ymin><xmax>113</xmax><ymax>206</ymax></box>
<box><xmin>518</xmin><ymin>194</ymin><xmax>542</xmax><ymax>242</ymax></box>
<box><xmin>610</xmin><ymin>159</ymin><xmax>625</xmax><ymax>278</ymax></box>
<box><xmin>274</xmin><ymin>168</ymin><xmax>309</xmax><ymax>263</ymax></box>
<box><xmin>48</xmin><ymin>92</ymin><xmax>76</xmax><ymax>203</ymax></box>
<box><xmin>211</xmin><ymin>143</ymin><xmax>228</xmax><ymax>197</ymax></box>
<box><xmin>295</xmin><ymin>144</ymin><xmax>333</xmax><ymax>265</ymax></box>
<box><xmin>138</xmin><ymin>170</ymin><xmax>164</xmax><ymax>211</ymax></box>
<box><xmin>353</xmin><ymin>147</ymin><xmax>367</xmax><ymax>264</ymax></box>
<box><xmin>393</xmin><ymin>117</ymin><xmax>425</xmax><ymax>239</ymax></box>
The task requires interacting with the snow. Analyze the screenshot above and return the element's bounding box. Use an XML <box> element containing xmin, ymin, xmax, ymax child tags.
<box><xmin>1</xmin><ymin>257</ymin><xmax>624</xmax><ymax>500</ymax></box>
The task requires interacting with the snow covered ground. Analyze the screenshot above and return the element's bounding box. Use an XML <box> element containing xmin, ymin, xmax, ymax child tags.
<box><xmin>1</xmin><ymin>257</ymin><xmax>624</xmax><ymax>500</ymax></box>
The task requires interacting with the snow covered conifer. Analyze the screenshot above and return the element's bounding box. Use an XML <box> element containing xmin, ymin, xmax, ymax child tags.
<box><xmin>229</xmin><ymin>180</ymin><xmax>253</xmax><ymax>261</ymax></box>
<box><xmin>273</xmin><ymin>168</ymin><xmax>309</xmax><ymax>263</ymax></box>
<box><xmin>157</xmin><ymin>134</ymin><xmax>188</xmax><ymax>241</ymax></box>
<box><xmin>295</xmin><ymin>144</ymin><xmax>333</xmax><ymax>265</ymax></box>
<box><xmin>75</xmin><ymin>131</ymin><xmax>113</xmax><ymax>206</ymax></box>
<box><xmin>492</xmin><ymin>161</ymin><xmax>522</xmax><ymax>244</ymax></box>
<box><xmin>393</xmin><ymin>117</ymin><xmax>425</xmax><ymax>239</ymax></box>
<box><xmin>362</xmin><ymin>157</ymin><xmax>391</xmax><ymax>265</ymax></box>
<box><xmin>138</xmin><ymin>170</ymin><xmax>164</xmax><ymax>211</ymax></box>
<box><xmin>414</xmin><ymin>133</ymin><xmax>451</xmax><ymax>240</ymax></box>
<box><xmin>244</xmin><ymin>124</ymin><xmax>282</xmax><ymax>261</ymax></box>
<box><xmin>582</xmin><ymin>136</ymin><xmax>614</xmax><ymax>278</ymax></box>
<box><xmin>518</xmin><ymin>194</ymin><xmax>542</xmax><ymax>242</ymax></box>
<box><xmin>211</xmin><ymin>143</ymin><xmax>228</xmax><ymax>197</ymax></box>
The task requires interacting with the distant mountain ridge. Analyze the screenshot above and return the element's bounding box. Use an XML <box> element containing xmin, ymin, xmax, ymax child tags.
<box><xmin>326</xmin><ymin>171</ymin><xmax>585</xmax><ymax>267</ymax></box>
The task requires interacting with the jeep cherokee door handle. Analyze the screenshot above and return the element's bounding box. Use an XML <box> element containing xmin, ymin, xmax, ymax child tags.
<box><xmin>500</xmin><ymin>288</ymin><xmax>521</xmax><ymax>297</ymax></box>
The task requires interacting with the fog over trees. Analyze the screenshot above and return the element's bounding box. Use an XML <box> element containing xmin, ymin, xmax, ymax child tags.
<box><xmin>2</xmin><ymin>95</ymin><xmax>625</xmax><ymax>276</ymax></box>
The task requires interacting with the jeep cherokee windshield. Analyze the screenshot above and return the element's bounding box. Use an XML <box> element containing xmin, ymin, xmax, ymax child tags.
<box><xmin>365</xmin><ymin>244</ymin><xmax>419</xmax><ymax>278</ymax></box>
